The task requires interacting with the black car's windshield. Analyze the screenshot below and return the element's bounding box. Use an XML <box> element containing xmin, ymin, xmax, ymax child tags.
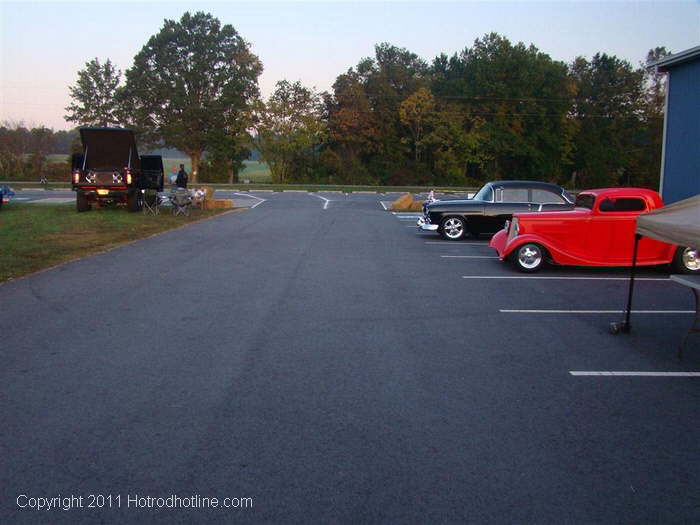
<box><xmin>472</xmin><ymin>184</ymin><xmax>493</xmax><ymax>202</ymax></box>
<box><xmin>575</xmin><ymin>194</ymin><xmax>595</xmax><ymax>209</ymax></box>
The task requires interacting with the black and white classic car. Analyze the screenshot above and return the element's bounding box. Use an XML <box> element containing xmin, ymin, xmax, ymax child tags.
<box><xmin>418</xmin><ymin>180</ymin><xmax>574</xmax><ymax>240</ymax></box>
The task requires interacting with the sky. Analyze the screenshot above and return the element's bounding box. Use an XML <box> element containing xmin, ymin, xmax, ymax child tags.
<box><xmin>1</xmin><ymin>0</ymin><xmax>698</xmax><ymax>131</ymax></box>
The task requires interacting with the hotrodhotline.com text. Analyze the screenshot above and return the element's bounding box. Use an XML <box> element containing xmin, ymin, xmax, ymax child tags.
<box><xmin>16</xmin><ymin>493</ymin><xmax>253</xmax><ymax>511</ymax></box>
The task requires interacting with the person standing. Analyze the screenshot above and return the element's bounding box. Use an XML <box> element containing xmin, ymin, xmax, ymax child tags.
<box><xmin>175</xmin><ymin>164</ymin><xmax>188</xmax><ymax>188</ymax></box>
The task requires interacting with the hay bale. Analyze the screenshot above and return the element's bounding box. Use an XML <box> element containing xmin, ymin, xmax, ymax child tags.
<box><xmin>389</xmin><ymin>193</ymin><xmax>414</xmax><ymax>211</ymax></box>
<box><xmin>408</xmin><ymin>200</ymin><xmax>424</xmax><ymax>212</ymax></box>
<box><xmin>205</xmin><ymin>199</ymin><xmax>233</xmax><ymax>210</ymax></box>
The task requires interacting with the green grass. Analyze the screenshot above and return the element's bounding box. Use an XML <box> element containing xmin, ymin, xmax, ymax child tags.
<box><xmin>0</xmin><ymin>203</ymin><xmax>231</xmax><ymax>283</ymax></box>
<box><xmin>239</xmin><ymin>160</ymin><xmax>272</xmax><ymax>183</ymax></box>
<box><xmin>46</xmin><ymin>153</ymin><xmax>70</xmax><ymax>164</ymax></box>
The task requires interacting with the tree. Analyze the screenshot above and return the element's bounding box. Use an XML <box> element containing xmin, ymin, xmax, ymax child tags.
<box><xmin>123</xmin><ymin>11</ymin><xmax>262</xmax><ymax>183</ymax></box>
<box><xmin>252</xmin><ymin>80</ymin><xmax>326</xmax><ymax>184</ymax></box>
<box><xmin>0</xmin><ymin>122</ymin><xmax>57</xmax><ymax>179</ymax></box>
<box><xmin>65</xmin><ymin>58</ymin><xmax>123</xmax><ymax>127</ymax></box>
<box><xmin>202</xmin><ymin>124</ymin><xmax>251</xmax><ymax>184</ymax></box>
<box><xmin>420</xmin><ymin>106</ymin><xmax>488</xmax><ymax>186</ymax></box>
<box><xmin>325</xmin><ymin>43</ymin><xmax>429</xmax><ymax>184</ymax></box>
<box><xmin>27</xmin><ymin>126</ymin><xmax>55</xmax><ymax>176</ymax></box>
<box><xmin>628</xmin><ymin>47</ymin><xmax>672</xmax><ymax>189</ymax></box>
<box><xmin>570</xmin><ymin>53</ymin><xmax>646</xmax><ymax>187</ymax></box>
<box><xmin>324</xmin><ymin>70</ymin><xmax>380</xmax><ymax>183</ymax></box>
<box><xmin>399</xmin><ymin>87</ymin><xmax>436</xmax><ymax>161</ymax></box>
<box><xmin>432</xmin><ymin>33</ymin><xmax>575</xmax><ymax>182</ymax></box>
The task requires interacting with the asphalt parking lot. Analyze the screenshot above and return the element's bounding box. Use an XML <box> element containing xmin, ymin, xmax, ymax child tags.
<box><xmin>2</xmin><ymin>191</ymin><xmax>699</xmax><ymax>524</ymax></box>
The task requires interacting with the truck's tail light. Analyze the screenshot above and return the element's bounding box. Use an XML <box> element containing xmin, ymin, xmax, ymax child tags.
<box><xmin>125</xmin><ymin>169</ymin><xmax>132</xmax><ymax>185</ymax></box>
<box><xmin>72</xmin><ymin>171</ymin><xmax>80</xmax><ymax>184</ymax></box>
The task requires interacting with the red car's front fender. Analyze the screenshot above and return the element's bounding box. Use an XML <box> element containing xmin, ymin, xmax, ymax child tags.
<box><xmin>500</xmin><ymin>233</ymin><xmax>560</xmax><ymax>262</ymax></box>
<box><xmin>489</xmin><ymin>229</ymin><xmax>509</xmax><ymax>260</ymax></box>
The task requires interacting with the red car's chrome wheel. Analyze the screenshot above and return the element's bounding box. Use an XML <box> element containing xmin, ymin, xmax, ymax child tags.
<box><xmin>512</xmin><ymin>243</ymin><xmax>545</xmax><ymax>272</ymax></box>
<box><xmin>673</xmin><ymin>247</ymin><xmax>700</xmax><ymax>274</ymax></box>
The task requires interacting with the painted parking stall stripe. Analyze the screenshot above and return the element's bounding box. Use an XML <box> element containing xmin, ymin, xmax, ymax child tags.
<box><xmin>427</xmin><ymin>242</ymin><xmax>493</xmax><ymax>246</ymax></box>
<box><xmin>570</xmin><ymin>371</ymin><xmax>700</xmax><ymax>377</ymax></box>
<box><xmin>233</xmin><ymin>192</ymin><xmax>267</xmax><ymax>208</ymax></box>
<box><xmin>500</xmin><ymin>309</ymin><xmax>693</xmax><ymax>314</ymax></box>
<box><xmin>462</xmin><ymin>276</ymin><xmax>670</xmax><ymax>281</ymax></box>
<box><xmin>311</xmin><ymin>193</ymin><xmax>331</xmax><ymax>209</ymax></box>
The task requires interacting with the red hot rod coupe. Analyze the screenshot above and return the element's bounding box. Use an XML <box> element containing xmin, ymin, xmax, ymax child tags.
<box><xmin>489</xmin><ymin>188</ymin><xmax>699</xmax><ymax>273</ymax></box>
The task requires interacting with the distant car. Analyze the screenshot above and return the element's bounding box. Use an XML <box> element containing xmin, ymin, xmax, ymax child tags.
<box><xmin>417</xmin><ymin>180</ymin><xmax>574</xmax><ymax>240</ymax></box>
<box><xmin>489</xmin><ymin>187</ymin><xmax>699</xmax><ymax>273</ymax></box>
<box><xmin>0</xmin><ymin>184</ymin><xmax>15</xmax><ymax>210</ymax></box>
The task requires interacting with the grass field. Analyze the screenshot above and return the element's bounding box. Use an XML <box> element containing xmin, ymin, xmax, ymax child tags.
<box><xmin>46</xmin><ymin>154</ymin><xmax>70</xmax><ymax>164</ymax></box>
<box><xmin>239</xmin><ymin>160</ymin><xmax>272</xmax><ymax>183</ymax></box>
<box><xmin>0</xmin><ymin>203</ymin><xmax>230</xmax><ymax>283</ymax></box>
<box><xmin>41</xmin><ymin>155</ymin><xmax>272</xmax><ymax>182</ymax></box>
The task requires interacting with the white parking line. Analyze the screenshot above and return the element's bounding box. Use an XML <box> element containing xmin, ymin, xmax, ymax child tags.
<box><xmin>441</xmin><ymin>255</ymin><xmax>498</xmax><ymax>259</ymax></box>
<box><xmin>462</xmin><ymin>276</ymin><xmax>670</xmax><ymax>281</ymax></box>
<box><xmin>500</xmin><ymin>309</ymin><xmax>693</xmax><ymax>314</ymax></box>
<box><xmin>427</xmin><ymin>242</ymin><xmax>491</xmax><ymax>246</ymax></box>
<box><xmin>29</xmin><ymin>198</ymin><xmax>74</xmax><ymax>204</ymax></box>
<box><xmin>380</xmin><ymin>201</ymin><xmax>388</xmax><ymax>210</ymax></box>
<box><xmin>311</xmin><ymin>193</ymin><xmax>331</xmax><ymax>209</ymax></box>
<box><xmin>233</xmin><ymin>192</ymin><xmax>266</xmax><ymax>208</ymax></box>
<box><xmin>570</xmin><ymin>371</ymin><xmax>700</xmax><ymax>377</ymax></box>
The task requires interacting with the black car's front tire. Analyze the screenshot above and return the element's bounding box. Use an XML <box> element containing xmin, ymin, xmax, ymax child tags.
<box><xmin>439</xmin><ymin>216</ymin><xmax>468</xmax><ymax>241</ymax></box>
<box><xmin>511</xmin><ymin>243</ymin><xmax>546</xmax><ymax>272</ymax></box>
<box><xmin>671</xmin><ymin>246</ymin><xmax>700</xmax><ymax>274</ymax></box>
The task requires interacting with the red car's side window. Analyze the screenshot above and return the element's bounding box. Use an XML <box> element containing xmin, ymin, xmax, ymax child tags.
<box><xmin>575</xmin><ymin>194</ymin><xmax>595</xmax><ymax>209</ymax></box>
<box><xmin>599</xmin><ymin>198</ymin><xmax>647</xmax><ymax>212</ymax></box>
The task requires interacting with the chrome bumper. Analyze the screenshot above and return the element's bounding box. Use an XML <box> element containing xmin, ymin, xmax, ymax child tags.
<box><xmin>417</xmin><ymin>216</ymin><xmax>438</xmax><ymax>231</ymax></box>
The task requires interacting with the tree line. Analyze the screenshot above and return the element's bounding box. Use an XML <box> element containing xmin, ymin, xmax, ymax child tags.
<box><xmin>0</xmin><ymin>124</ymin><xmax>78</xmax><ymax>180</ymax></box>
<box><xmin>2</xmin><ymin>12</ymin><xmax>670</xmax><ymax>188</ymax></box>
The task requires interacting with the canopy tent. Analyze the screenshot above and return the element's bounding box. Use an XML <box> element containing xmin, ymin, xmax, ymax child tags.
<box><xmin>636</xmin><ymin>194</ymin><xmax>700</xmax><ymax>248</ymax></box>
<box><xmin>611</xmin><ymin>193</ymin><xmax>700</xmax><ymax>337</ymax></box>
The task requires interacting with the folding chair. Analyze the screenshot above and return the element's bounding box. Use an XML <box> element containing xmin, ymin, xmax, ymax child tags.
<box><xmin>142</xmin><ymin>190</ymin><xmax>161</xmax><ymax>215</ymax></box>
<box><xmin>169</xmin><ymin>188</ymin><xmax>192</xmax><ymax>216</ymax></box>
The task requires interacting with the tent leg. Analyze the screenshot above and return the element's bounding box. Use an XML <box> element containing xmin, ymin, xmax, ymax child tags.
<box><xmin>610</xmin><ymin>233</ymin><xmax>641</xmax><ymax>335</ymax></box>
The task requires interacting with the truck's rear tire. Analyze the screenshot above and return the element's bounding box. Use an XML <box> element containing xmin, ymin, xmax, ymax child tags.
<box><xmin>76</xmin><ymin>191</ymin><xmax>90</xmax><ymax>212</ymax></box>
<box><xmin>127</xmin><ymin>190</ymin><xmax>142</xmax><ymax>212</ymax></box>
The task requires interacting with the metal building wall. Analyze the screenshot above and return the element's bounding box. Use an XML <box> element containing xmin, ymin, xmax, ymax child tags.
<box><xmin>661</xmin><ymin>59</ymin><xmax>700</xmax><ymax>204</ymax></box>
